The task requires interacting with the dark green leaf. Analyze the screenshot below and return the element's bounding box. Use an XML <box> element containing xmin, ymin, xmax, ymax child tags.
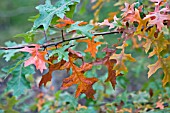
<box><xmin>66</xmin><ymin>21</ymin><xmax>94</xmax><ymax>38</ymax></box>
<box><xmin>33</xmin><ymin>0</ymin><xmax>80</xmax><ymax>30</ymax></box>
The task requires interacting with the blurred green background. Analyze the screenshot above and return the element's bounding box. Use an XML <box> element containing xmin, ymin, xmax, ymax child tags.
<box><xmin>0</xmin><ymin>0</ymin><xmax>40</xmax><ymax>45</ymax></box>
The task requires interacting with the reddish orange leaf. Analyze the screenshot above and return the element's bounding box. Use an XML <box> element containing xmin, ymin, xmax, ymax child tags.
<box><xmin>39</xmin><ymin>49</ymin><xmax>83</xmax><ymax>87</ymax></box>
<box><xmin>20</xmin><ymin>44</ymin><xmax>50</xmax><ymax>73</ymax></box>
<box><xmin>156</xmin><ymin>101</ymin><xmax>164</xmax><ymax>109</ymax></box>
<box><xmin>61</xmin><ymin>61</ymin><xmax>98</xmax><ymax>99</ymax></box>
<box><xmin>77</xmin><ymin>36</ymin><xmax>102</xmax><ymax>58</ymax></box>
<box><xmin>39</xmin><ymin>56</ymin><xmax>66</xmax><ymax>87</ymax></box>
<box><xmin>102</xmin><ymin>48</ymin><xmax>117</xmax><ymax>88</ymax></box>
<box><xmin>55</xmin><ymin>18</ymin><xmax>74</xmax><ymax>28</ymax></box>
<box><xmin>78</xmin><ymin>22</ymin><xmax>88</xmax><ymax>26</ymax></box>
<box><xmin>94</xmin><ymin>47</ymin><xmax>119</xmax><ymax>89</ymax></box>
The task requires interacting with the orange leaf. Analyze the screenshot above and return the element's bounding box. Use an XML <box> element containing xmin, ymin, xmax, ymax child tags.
<box><xmin>78</xmin><ymin>22</ymin><xmax>88</xmax><ymax>26</ymax></box>
<box><xmin>55</xmin><ymin>18</ymin><xmax>74</xmax><ymax>28</ymax></box>
<box><xmin>77</xmin><ymin>36</ymin><xmax>102</xmax><ymax>58</ymax></box>
<box><xmin>107</xmin><ymin>12</ymin><xmax>118</xmax><ymax>21</ymax></box>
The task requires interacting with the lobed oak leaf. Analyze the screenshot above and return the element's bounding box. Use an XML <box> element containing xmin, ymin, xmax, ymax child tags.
<box><xmin>94</xmin><ymin>47</ymin><xmax>120</xmax><ymax>89</ymax></box>
<box><xmin>98</xmin><ymin>19</ymin><xmax>114</xmax><ymax>29</ymax></box>
<box><xmin>146</xmin><ymin>29</ymin><xmax>169</xmax><ymax>57</ymax></box>
<box><xmin>75</xmin><ymin>77</ymin><xmax>98</xmax><ymax>99</ymax></box>
<box><xmin>20</xmin><ymin>44</ymin><xmax>50</xmax><ymax>73</ymax></box>
<box><xmin>148</xmin><ymin>56</ymin><xmax>170</xmax><ymax>86</ymax></box>
<box><xmin>162</xmin><ymin>56</ymin><xmax>170</xmax><ymax>86</ymax></box>
<box><xmin>121</xmin><ymin>2</ymin><xmax>135</xmax><ymax>17</ymax></box>
<box><xmin>40</xmin><ymin>49</ymin><xmax>84</xmax><ymax>87</ymax></box>
<box><xmin>104</xmin><ymin>59</ymin><xmax>117</xmax><ymax>89</ymax></box>
<box><xmin>153</xmin><ymin>32</ymin><xmax>169</xmax><ymax>53</ymax></box>
<box><xmin>150</xmin><ymin>0</ymin><xmax>167</xmax><ymax>6</ymax></box>
<box><xmin>102</xmin><ymin>47</ymin><xmax>118</xmax><ymax>89</ymax></box>
<box><xmin>77</xmin><ymin>36</ymin><xmax>102</xmax><ymax>58</ymax></box>
<box><xmin>66</xmin><ymin>21</ymin><xmax>94</xmax><ymax>38</ymax></box>
<box><xmin>147</xmin><ymin>59</ymin><xmax>162</xmax><ymax>78</ymax></box>
<box><xmin>55</xmin><ymin>17</ymin><xmax>74</xmax><ymax>28</ymax></box>
<box><xmin>124</xmin><ymin>9</ymin><xmax>141</xmax><ymax>23</ymax></box>
<box><xmin>77</xmin><ymin>104</ymin><xmax>87</xmax><ymax>111</ymax></box>
<box><xmin>39</xmin><ymin>56</ymin><xmax>66</xmax><ymax>87</ymax></box>
<box><xmin>143</xmin><ymin>6</ymin><xmax>170</xmax><ymax>31</ymax></box>
<box><xmin>156</xmin><ymin>101</ymin><xmax>164</xmax><ymax>109</ymax></box>
<box><xmin>107</xmin><ymin>12</ymin><xmax>118</xmax><ymax>21</ymax></box>
<box><xmin>61</xmin><ymin>63</ymin><xmax>98</xmax><ymax>99</ymax></box>
<box><xmin>143</xmin><ymin>26</ymin><xmax>156</xmax><ymax>53</ymax></box>
<box><xmin>110</xmin><ymin>51</ymin><xmax>136</xmax><ymax>76</ymax></box>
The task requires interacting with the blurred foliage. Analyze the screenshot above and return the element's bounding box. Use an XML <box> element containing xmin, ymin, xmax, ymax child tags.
<box><xmin>0</xmin><ymin>0</ymin><xmax>169</xmax><ymax>113</ymax></box>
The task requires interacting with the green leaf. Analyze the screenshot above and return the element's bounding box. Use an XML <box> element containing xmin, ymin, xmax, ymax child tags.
<box><xmin>28</xmin><ymin>14</ymin><xmax>40</xmax><ymax>22</ymax></box>
<box><xmin>66</xmin><ymin>21</ymin><xmax>94</xmax><ymax>38</ymax></box>
<box><xmin>33</xmin><ymin>0</ymin><xmax>80</xmax><ymax>31</ymax></box>
<box><xmin>5</xmin><ymin>64</ymin><xmax>35</xmax><ymax>97</ymax></box>
<box><xmin>65</xmin><ymin>2</ymin><xmax>77</xmax><ymax>18</ymax></box>
<box><xmin>14</xmin><ymin>32</ymin><xmax>34</xmax><ymax>43</ymax></box>
<box><xmin>59</xmin><ymin>92</ymin><xmax>78</xmax><ymax>109</ymax></box>
<box><xmin>0</xmin><ymin>97</ymin><xmax>19</xmax><ymax>113</ymax></box>
<box><xmin>49</xmin><ymin>44</ymin><xmax>70</xmax><ymax>62</ymax></box>
<box><xmin>3</xmin><ymin>41</ymin><xmax>20</xmax><ymax>62</ymax></box>
<box><xmin>3</xmin><ymin>41</ymin><xmax>26</xmax><ymax>62</ymax></box>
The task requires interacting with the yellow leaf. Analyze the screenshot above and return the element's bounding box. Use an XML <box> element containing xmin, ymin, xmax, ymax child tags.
<box><xmin>147</xmin><ymin>60</ymin><xmax>162</xmax><ymax>78</ymax></box>
<box><xmin>77</xmin><ymin>104</ymin><xmax>87</xmax><ymax>110</ymax></box>
<box><xmin>162</xmin><ymin>56</ymin><xmax>170</xmax><ymax>86</ymax></box>
<box><xmin>110</xmin><ymin>51</ymin><xmax>136</xmax><ymax>76</ymax></box>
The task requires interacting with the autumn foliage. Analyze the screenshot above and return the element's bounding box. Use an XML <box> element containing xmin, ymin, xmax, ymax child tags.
<box><xmin>0</xmin><ymin>0</ymin><xmax>170</xmax><ymax>112</ymax></box>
